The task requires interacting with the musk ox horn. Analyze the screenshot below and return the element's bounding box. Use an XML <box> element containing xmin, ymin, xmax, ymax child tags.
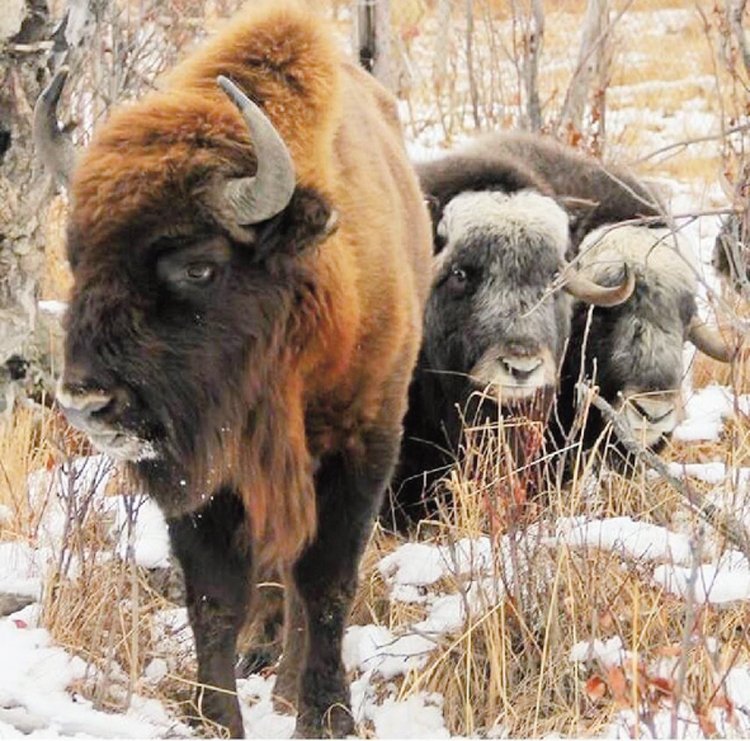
<box><xmin>562</xmin><ymin>263</ymin><xmax>635</xmax><ymax>307</ymax></box>
<box><xmin>687</xmin><ymin>317</ymin><xmax>738</xmax><ymax>363</ymax></box>
<box><xmin>216</xmin><ymin>76</ymin><xmax>296</xmax><ymax>225</ymax></box>
<box><xmin>33</xmin><ymin>67</ymin><xmax>76</xmax><ymax>187</ymax></box>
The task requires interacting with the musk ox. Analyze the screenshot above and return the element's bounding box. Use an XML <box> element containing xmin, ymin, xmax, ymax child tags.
<box><xmin>381</xmin><ymin>132</ymin><xmax>668</xmax><ymax>530</ymax></box>
<box><xmin>381</xmin><ymin>188</ymin><xmax>634</xmax><ymax>530</ymax></box>
<box><xmin>552</xmin><ymin>223</ymin><xmax>743</xmax><ymax>466</ymax></box>
<box><xmin>35</xmin><ymin>2</ymin><xmax>431</xmax><ymax>737</ymax></box>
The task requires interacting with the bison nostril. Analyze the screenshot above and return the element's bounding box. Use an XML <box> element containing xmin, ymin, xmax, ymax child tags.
<box><xmin>56</xmin><ymin>381</ymin><xmax>114</xmax><ymax>420</ymax></box>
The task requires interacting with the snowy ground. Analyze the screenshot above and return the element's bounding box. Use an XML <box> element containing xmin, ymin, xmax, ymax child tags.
<box><xmin>2</xmin><ymin>3</ymin><xmax>748</xmax><ymax>738</ymax></box>
<box><xmin>2</xmin><ymin>361</ymin><xmax>750</xmax><ymax>738</ymax></box>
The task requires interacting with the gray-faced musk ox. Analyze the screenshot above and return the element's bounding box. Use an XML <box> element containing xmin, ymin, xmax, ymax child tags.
<box><xmin>552</xmin><ymin>223</ymin><xmax>745</xmax><ymax>467</ymax></box>
<box><xmin>380</xmin><ymin>132</ymin><xmax>658</xmax><ymax>530</ymax></box>
<box><xmin>35</xmin><ymin>2</ymin><xmax>432</xmax><ymax>736</ymax></box>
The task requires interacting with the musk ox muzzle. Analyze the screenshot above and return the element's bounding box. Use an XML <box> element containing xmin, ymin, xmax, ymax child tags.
<box><xmin>570</xmin><ymin>224</ymin><xmax>748</xmax><ymax>448</ymax></box>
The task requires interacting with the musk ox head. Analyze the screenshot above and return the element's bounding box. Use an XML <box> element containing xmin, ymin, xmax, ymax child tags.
<box><xmin>37</xmin><ymin>74</ymin><xmax>336</xmax><ymax>517</ymax></box>
<box><xmin>422</xmin><ymin>190</ymin><xmax>634</xmax><ymax>409</ymax></box>
<box><xmin>571</xmin><ymin>224</ymin><xmax>740</xmax><ymax>448</ymax></box>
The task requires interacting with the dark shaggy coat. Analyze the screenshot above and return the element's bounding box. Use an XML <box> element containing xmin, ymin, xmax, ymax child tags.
<box><xmin>382</xmin><ymin>132</ymin><xmax>665</xmax><ymax>530</ymax></box>
<box><xmin>61</xmin><ymin>1</ymin><xmax>431</xmax><ymax>736</ymax></box>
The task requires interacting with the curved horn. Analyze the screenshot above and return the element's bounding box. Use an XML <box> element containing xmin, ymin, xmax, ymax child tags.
<box><xmin>562</xmin><ymin>263</ymin><xmax>635</xmax><ymax>307</ymax></box>
<box><xmin>216</xmin><ymin>76</ymin><xmax>296</xmax><ymax>225</ymax></box>
<box><xmin>33</xmin><ymin>67</ymin><xmax>75</xmax><ymax>187</ymax></box>
<box><xmin>687</xmin><ymin>317</ymin><xmax>736</xmax><ymax>363</ymax></box>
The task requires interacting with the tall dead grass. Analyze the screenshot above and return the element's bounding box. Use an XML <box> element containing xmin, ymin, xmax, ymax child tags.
<box><xmin>351</xmin><ymin>402</ymin><xmax>750</xmax><ymax>737</ymax></box>
<box><xmin>0</xmin><ymin>0</ymin><xmax>747</xmax><ymax>736</ymax></box>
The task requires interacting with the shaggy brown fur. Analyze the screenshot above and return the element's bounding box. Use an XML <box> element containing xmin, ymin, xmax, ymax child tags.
<box><xmin>61</xmin><ymin>1</ymin><xmax>431</xmax><ymax>736</ymax></box>
<box><xmin>69</xmin><ymin>2</ymin><xmax>430</xmax><ymax>566</ymax></box>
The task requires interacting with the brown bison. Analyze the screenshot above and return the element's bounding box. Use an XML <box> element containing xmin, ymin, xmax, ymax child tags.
<box><xmin>35</xmin><ymin>2</ymin><xmax>431</xmax><ymax>737</ymax></box>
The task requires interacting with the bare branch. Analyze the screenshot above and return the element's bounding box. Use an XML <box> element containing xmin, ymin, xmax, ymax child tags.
<box><xmin>582</xmin><ymin>386</ymin><xmax>750</xmax><ymax>562</ymax></box>
<box><xmin>728</xmin><ymin>0</ymin><xmax>750</xmax><ymax>78</ymax></box>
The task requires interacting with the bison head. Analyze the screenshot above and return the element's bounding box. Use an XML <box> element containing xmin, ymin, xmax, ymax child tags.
<box><xmin>423</xmin><ymin>190</ymin><xmax>634</xmax><ymax>411</ymax></box>
<box><xmin>37</xmin><ymin>74</ymin><xmax>336</xmax><ymax>518</ymax></box>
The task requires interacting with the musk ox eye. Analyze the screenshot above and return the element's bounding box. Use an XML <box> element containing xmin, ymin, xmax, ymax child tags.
<box><xmin>444</xmin><ymin>265</ymin><xmax>471</xmax><ymax>297</ymax></box>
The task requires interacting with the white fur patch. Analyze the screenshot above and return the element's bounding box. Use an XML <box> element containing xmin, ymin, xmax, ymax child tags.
<box><xmin>617</xmin><ymin>389</ymin><xmax>684</xmax><ymax>446</ymax></box>
<box><xmin>576</xmin><ymin>224</ymin><xmax>698</xmax><ymax>292</ymax></box>
<box><xmin>438</xmin><ymin>190</ymin><xmax>570</xmax><ymax>258</ymax></box>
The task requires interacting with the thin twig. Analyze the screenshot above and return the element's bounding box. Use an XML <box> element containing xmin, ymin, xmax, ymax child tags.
<box><xmin>580</xmin><ymin>384</ymin><xmax>750</xmax><ymax>561</ymax></box>
<box><xmin>631</xmin><ymin>123</ymin><xmax>750</xmax><ymax>165</ymax></box>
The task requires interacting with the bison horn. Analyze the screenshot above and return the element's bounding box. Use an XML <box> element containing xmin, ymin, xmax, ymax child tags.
<box><xmin>33</xmin><ymin>67</ymin><xmax>76</xmax><ymax>187</ymax></box>
<box><xmin>562</xmin><ymin>263</ymin><xmax>635</xmax><ymax>307</ymax></box>
<box><xmin>687</xmin><ymin>317</ymin><xmax>737</xmax><ymax>363</ymax></box>
<box><xmin>216</xmin><ymin>76</ymin><xmax>296</xmax><ymax>225</ymax></box>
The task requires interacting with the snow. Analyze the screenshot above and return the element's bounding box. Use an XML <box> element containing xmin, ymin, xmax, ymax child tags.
<box><xmin>0</xmin><ymin>540</ymin><xmax>43</xmax><ymax>600</ymax></box>
<box><xmin>0</xmin><ymin>618</ymin><xmax>183</xmax><ymax>738</ymax></box>
<box><xmin>674</xmin><ymin>385</ymin><xmax>750</xmax><ymax>442</ymax></box>
<box><xmin>26</xmin><ymin>455</ymin><xmax>171</xmax><ymax>571</ymax></box>
<box><xmin>37</xmin><ymin>300</ymin><xmax>68</xmax><ymax>318</ymax></box>
<box><xmin>653</xmin><ymin>552</ymin><xmax>750</xmax><ymax>604</ymax></box>
<box><xmin>553</xmin><ymin>516</ymin><xmax>693</xmax><ymax>564</ymax></box>
<box><xmin>343</xmin><ymin>624</ymin><xmax>435</xmax><ymax>680</ymax></box>
<box><xmin>569</xmin><ymin>636</ymin><xmax>630</xmax><ymax>668</ymax></box>
<box><xmin>659</xmin><ymin>461</ymin><xmax>741</xmax><ymax>485</ymax></box>
<box><xmin>369</xmin><ymin>693</ymin><xmax>450</xmax><ymax>739</ymax></box>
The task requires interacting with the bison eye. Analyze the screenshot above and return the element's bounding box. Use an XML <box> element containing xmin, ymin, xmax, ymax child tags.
<box><xmin>185</xmin><ymin>262</ymin><xmax>216</xmax><ymax>284</ymax></box>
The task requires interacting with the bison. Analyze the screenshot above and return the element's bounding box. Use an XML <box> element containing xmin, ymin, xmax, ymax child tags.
<box><xmin>35</xmin><ymin>2</ymin><xmax>431</xmax><ymax>737</ymax></box>
<box><xmin>382</xmin><ymin>132</ymin><xmax>667</xmax><ymax>530</ymax></box>
<box><xmin>552</xmin><ymin>223</ymin><xmax>744</xmax><ymax>467</ymax></box>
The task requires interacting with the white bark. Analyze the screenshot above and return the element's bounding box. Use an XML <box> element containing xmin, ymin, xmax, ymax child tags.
<box><xmin>0</xmin><ymin>0</ymin><xmax>59</xmax><ymax>412</ymax></box>
<box><xmin>559</xmin><ymin>0</ymin><xmax>610</xmax><ymax>133</ymax></box>
<box><xmin>353</xmin><ymin>0</ymin><xmax>393</xmax><ymax>89</ymax></box>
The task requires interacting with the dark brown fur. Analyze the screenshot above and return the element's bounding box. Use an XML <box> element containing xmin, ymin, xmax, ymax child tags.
<box><xmin>60</xmin><ymin>1</ymin><xmax>431</xmax><ymax>736</ymax></box>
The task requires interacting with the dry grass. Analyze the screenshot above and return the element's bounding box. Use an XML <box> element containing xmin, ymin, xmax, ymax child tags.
<box><xmin>1</xmin><ymin>0</ymin><xmax>748</xmax><ymax>736</ymax></box>
<box><xmin>349</xmin><ymin>406</ymin><xmax>750</xmax><ymax>737</ymax></box>
<box><xmin>0</xmin><ymin>405</ymin><xmax>53</xmax><ymax>538</ymax></box>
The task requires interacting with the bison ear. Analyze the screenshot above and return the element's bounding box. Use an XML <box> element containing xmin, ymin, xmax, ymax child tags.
<box><xmin>253</xmin><ymin>187</ymin><xmax>338</xmax><ymax>261</ymax></box>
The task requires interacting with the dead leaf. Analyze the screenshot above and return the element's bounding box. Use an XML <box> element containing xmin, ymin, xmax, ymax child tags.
<box><xmin>585</xmin><ymin>675</ymin><xmax>607</xmax><ymax>702</ymax></box>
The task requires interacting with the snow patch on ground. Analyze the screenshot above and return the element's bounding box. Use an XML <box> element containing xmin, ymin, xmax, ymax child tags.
<box><xmin>570</xmin><ymin>636</ymin><xmax>630</xmax><ymax>668</ymax></box>
<box><xmin>0</xmin><ymin>618</ymin><xmax>184</xmax><ymax>738</ymax></box>
<box><xmin>553</xmin><ymin>516</ymin><xmax>693</xmax><ymax>564</ymax></box>
<box><xmin>674</xmin><ymin>386</ymin><xmax>750</xmax><ymax>442</ymax></box>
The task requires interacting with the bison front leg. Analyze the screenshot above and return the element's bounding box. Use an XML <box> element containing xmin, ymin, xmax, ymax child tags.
<box><xmin>168</xmin><ymin>488</ymin><xmax>252</xmax><ymax>738</ymax></box>
<box><xmin>292</xmin><ymin>431</ymin><xmax>400</xmax><ymax>738</ymax></box>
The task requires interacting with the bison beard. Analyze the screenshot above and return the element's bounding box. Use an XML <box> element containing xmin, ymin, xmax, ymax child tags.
<box><xmin>40</xmin><ymin>1</ymin><xmax>431</xmax><ymax>737</ymax></box>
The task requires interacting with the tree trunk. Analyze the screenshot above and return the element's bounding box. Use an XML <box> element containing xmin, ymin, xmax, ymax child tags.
<box><xmin>559</xmin><ymin>0</ymin><xmax>610</xmax><ymax>138</ymax></box>
<box><xmin>353</xmin><ymin>0</ymin><xmax>394</xmax><ymax>89</ymax></box>
<box><xmin>0</xmin><ymin>0</ymin><xmax>59</xmax><ymax>413</ymax></box>
<box><xmin>522</xmin><ymin>0</ymin><xmax>544</xmax><ymax>131</ymax></box>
